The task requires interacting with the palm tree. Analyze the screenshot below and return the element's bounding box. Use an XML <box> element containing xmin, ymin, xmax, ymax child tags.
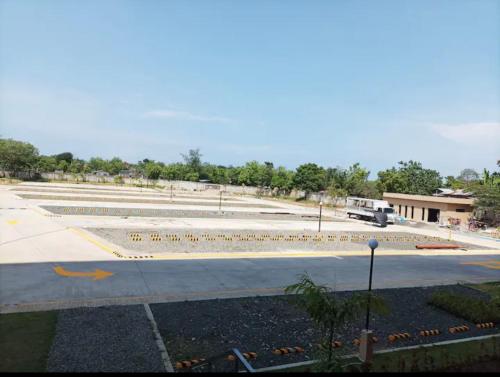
<box><xmin>285</xmin><ymin>273</ymin><xmax>388</xmax><ymax>371</ymax></box>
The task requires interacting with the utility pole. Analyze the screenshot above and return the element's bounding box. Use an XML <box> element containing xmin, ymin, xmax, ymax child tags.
<box><xmin>318</xmin><ymin>201</ymin><xmax>323</xmax><ymax>232</ymax></box>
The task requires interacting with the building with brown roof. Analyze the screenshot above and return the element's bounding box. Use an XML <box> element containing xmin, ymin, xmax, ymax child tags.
<box><xmin>382</xmin><ymin>192</ymin><xmax>474</xmax><ymax>224</ymax></box>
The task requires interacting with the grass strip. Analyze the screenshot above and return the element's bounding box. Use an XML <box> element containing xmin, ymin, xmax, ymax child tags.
<box><xmin>0</xmin><ymin>311</ymin><xmax>58</xmax><ymax>372</ymax></box>
<box><xmin>428</xmin><ymin>291</ymin><xmax>499</xmax><ymax>323</ymax></box>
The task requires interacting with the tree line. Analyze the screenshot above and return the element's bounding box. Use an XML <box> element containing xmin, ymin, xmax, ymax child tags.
<box><xmin>0</xmin><ymin>138</ymin><xmax>498</xmax><ymax>210</ymax></box>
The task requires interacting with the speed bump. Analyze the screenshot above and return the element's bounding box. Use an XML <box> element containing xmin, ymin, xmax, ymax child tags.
<box><xmin>175</xmin><ymin>358</ymin><xmax>205</xmax><ymax>369</ymax></box>
<box><xmin>227</xmin><ymin>351</ymin><xmax>257</xmax><ymax>361</ymax></box>
<box><xmin>449</xmin><ymin>325</ymin><xmax>469</xmax><ymax>334</ymax></box>
<box><xmin>272</xmin><ymin>346</ymin><xmax>304</xmax><ymax>355</ymax></box>
<box><xmin>388</xmin><ymin>332</ymin><xmax>411</xmax><ymax>342</ymax></box>
<box><xmin>419</xmin><ymin>329</ymin><xmax>440</xmax><ymax>337</ymax></box>
<box><xmin>476</xmin><ymin>322</ymin><xmax>495</xmax><ymax>329</ymax></box>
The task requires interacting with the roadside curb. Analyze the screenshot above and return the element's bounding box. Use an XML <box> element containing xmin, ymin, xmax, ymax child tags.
<box><xmin>144</xmin><ymin>303</ymin><xmax>174</xmax><ymax>372</ymax></box>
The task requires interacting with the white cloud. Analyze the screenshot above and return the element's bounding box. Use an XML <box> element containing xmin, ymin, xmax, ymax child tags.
<box><xmin>143</xmin><ymin>109</ymin><xmax>233</xmax><ymax>124</ymax></box>
<box><xmin>429</xmin><ymin>122</ymin><xmax>500</xmax><ymax>145</ymax></box>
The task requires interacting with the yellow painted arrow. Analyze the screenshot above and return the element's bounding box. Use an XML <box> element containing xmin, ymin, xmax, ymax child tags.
<box><xmin>53</xmin><ymin>266</ymin><xmax>113</xmax><ymax>280</ymax></box>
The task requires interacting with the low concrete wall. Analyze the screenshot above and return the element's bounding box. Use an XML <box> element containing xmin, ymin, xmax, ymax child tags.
<box><xmin>39</xmin><ymin>173</ymin><xmax>260</xmax><ymax>195</ymax></box>
<box><xmin>38</xmin><ymin>172</ymin><xmax>349</xmax><ymax>205</ymax></box>
<box><xmin>255</xmin><ymin>333</ymin><xmax>500</xmax><ymax>372</ymax></box>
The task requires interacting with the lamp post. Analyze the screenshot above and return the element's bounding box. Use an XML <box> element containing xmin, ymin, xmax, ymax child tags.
<box><xmin>219</xmin><ymin>188</ymin><xmax>223</xmax><ymax>212</ymax></box>
<box><xmin>318</xmin><ymin>201</ymin><xmax>323</xmax><ymax>232</ymax></box>
<box><xmin>365</xmin><ymin>238</ymin><xmax>378</xmax><ymax>330</ymax></box>
<box><xmin>359</xmin><ymin>238</ymin><xmax>378</xmax><ymax>364</ymax></box>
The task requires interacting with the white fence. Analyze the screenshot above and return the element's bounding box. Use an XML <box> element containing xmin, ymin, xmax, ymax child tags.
<box><xmin>37</xmin><ymin>172</ymin><xmax>347</xmax><ymax>206</ymax></box>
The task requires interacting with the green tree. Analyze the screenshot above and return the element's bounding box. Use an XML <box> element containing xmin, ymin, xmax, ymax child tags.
<box><xmin>161</xmin><ymin>163</ymin><xmax>191</xmax><ymax>180</ymax></box>
<box><xmin>238</xmin><ymin>161</ymin><xmax>263</xmax><ymax>186</ymax></box>
<box><xmin>227</xmin><ymin>166</ymin><xmax>241</xmax><ymax>185</ymax></box>
<box><xmin>37</xmin><ymin>156</ymin><xmax>58</xmax><ymax>172</ymax></box>
<box><xmin>469</xmin><ymin>165</ymin><xmax>500</xmax><ymax>226</ymax></box>
<box><xmin>293</xmin><ymin>163</ymin><xmax>327</xmax><ymax>196</ymax></box>
<box><xmin>270</xmin><ymin>166</ymin><xmax>294</xmax><ymax>194</ymax></box>
<box><xmin>0</xmin><ymin>138</ymin><xmax>40</xmax><ymax>176</ymax></box>
<box><xmin>68</xmin><ymin>159</ymin><xmax>85</xmax><ymax>174</ymax></box>
<box><xmin>261</xmin><ymin>161</ymin><xmax>274</xmax><ymax>187</ymax></box>
<box><xmin>57</xmin><ymin>160</ymin><xmax>69</xmax><ymax>172</ymax></box>
<box><xmin>377</xmin><ymin>161</ymin><xmax>441</xmax><ymax>195</ymax></box>
<box><xmin>107</xmin><ymin>157</ymin><xmax>127</xmax><ymax>175</ymax></box>
<box><xmin>88</xmin><ymin>157</ymin><xmax>107</xmax><ymax>172</ymax></box>
<box><xmin>144</xmin><ymin>162</ymin><xmax>162</xmax><ymax>180</ymax></box>
<box><xmin>344</xmin><ymin>163</ymin><xmax>375</xmax><ymax>197</ymax></box>
<box><xmin>53</xmin><ymin>152</ymin><xmax>73</xmax><ymax>164</ymax></box>
<box><xmin>181</xmin><ymin>148</ymin><xmax>202</xmax><ymax>175</ymax></box>
<box><xmin>285</xmin><ymin>274</ymin><xmax>388</xmax><ymax>372</ymax></box>
<box><xmin>444</xmin><ymin>175</ymin><xmax>465</xmax><ymax>189</ymax></box>
<box><xmin>457</xmin><ymin>168</ymin><xmax>480</xmax><ymax>183</ymax></box>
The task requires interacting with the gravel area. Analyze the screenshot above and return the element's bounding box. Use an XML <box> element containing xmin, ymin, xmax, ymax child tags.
<box><xmin>19</xmin><ymin>193</ymin><xmax>275</xmax><ymax>208</ymax></box>
<box><xmin>87</xmin><ymin>228</ymin><xmax>483</xmax><ymax>253</ymax></box>
<box><xmin>12</xmin><ymin>187</ymin><xmax>244</xmax><ymax>201</ymax></box>
<box><xmin>46</xmin><ymin>305</ymin><xmax>165</xmax><ymax>372</ymax></box>
<box><xmin>150</xmin><ymin>284</ymin><xmax>500</xmax><ymax>371</ymax></box>
<box><xmin>41</xmin><ymin>205</ymin><xmax>336</xmax><ymax>221</ymax></box>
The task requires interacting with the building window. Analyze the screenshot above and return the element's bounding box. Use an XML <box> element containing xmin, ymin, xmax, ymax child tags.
<box><xmin>456</xmin><ymin>208</ymin><xmax>465</xmax><ymax>212</ymax></box>
<box><xmin>405</xmin><ymin>206</ymin><xmax>408</xmax><ymax>217</ymax></box>
<box><xmin>422</xmin><ymin>207</ymin><xmax>425</xmax><ymax>221</ymax></box>
<box><xmin>411</xmin><ymin>206</ymin><xmax>414</xmax><ymax>219</ymax></box>
<box><xmin>399</xmin><ymin>205</ymin><xmax>402</xmax><ymax>214</ymax></box>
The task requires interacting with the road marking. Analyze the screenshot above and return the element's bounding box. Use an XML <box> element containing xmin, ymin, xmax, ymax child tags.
<box><xmin>53</xmin><ymin>265</ymin><xmax>113</xmax><ymax>280</ymax></box>
<box><xmin>69</xmin><ymin>227</ymin><xmax>122</xmax><ymax>258</ymax></box>
<box><xmin>144</xmin><ymin>304</ymin><xmax>174</xmax><ymax>372</ymax></box>
<box><xmin>6</xmin><ymin>219</ymin><xmax>18</xmax><ymax>225</ymax></box>
<box><xmin>461</xmin><ymin>260</ymin><xmax>500</xmax><ymax>270</ymax></box>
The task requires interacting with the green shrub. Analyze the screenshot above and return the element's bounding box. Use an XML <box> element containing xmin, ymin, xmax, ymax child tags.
<box><xmin>428</xmin><ymin>291</ymin><xmax>500</xmax><ymax>323</ymax></box>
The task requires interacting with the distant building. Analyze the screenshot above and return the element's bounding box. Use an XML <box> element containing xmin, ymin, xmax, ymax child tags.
<box><xmin>383</xmin><ymin>192</ymin><xmax>474</xmax><ymax>224</ymax></box>
<box><xmin>118</xmin><ymin>169</ymin><xmax>135</xmax><ymax>178</ymax></box>
<box><xmin>92</xmin><ymin>170</ymin><xmax>110</xmax><ymax>177</ymax></box>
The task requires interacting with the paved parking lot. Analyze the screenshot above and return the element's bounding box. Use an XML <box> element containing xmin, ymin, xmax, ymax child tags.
<box><xmin>1</xmin><ymin>182</ymin><xmax>499</xmax><ymax>313</ymax></box>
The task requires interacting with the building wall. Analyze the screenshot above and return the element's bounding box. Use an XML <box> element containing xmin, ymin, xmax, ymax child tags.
<box><xmin>384</xmin><ymin>196</ymin><xmax>473</xmax><ymax>224</ymax></box>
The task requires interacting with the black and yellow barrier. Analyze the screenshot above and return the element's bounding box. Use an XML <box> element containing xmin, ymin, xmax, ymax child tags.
<box><xmin>272</xmin><ymin>346</ymin><xmax>304</xmax><ymax>355</ymax></box>
<box><xmin>227</xmin><ymin>351</ymin><xmax>257</xmax><ymax>361</ymax></box>
<box><xmin>449</xmin><ymin>325</ymin><xmax>469</xmax><ymax>334</ymax></box>
<box><xmin>175</xmin><ymin>358</ymin><xmax>205</xmax><ymax>369</ymax></box>
<box><xmin>353</xmin><ymin>336</ymin><xmax>377</xmax><ymax>346</ymax></box>
<box><xmin>476</xmin><ymin>322</ymin><xmax>495</xmax><ymax>329</ymax></box>
<box><xmin>388</xmin><ymin>332</ymin><xmax>411</xmax><ymax>342</ymax></box>
<box><xmin>419</xmin><ymin>329</ymin><xmax>440</xmax><ymax>337</ymax></box>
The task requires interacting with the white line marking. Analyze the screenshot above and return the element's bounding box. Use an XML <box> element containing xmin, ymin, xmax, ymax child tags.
<box><xmin>144</xmin><ymin>303</ymin><xmax>174</xmax><ymax>372</ymax></box>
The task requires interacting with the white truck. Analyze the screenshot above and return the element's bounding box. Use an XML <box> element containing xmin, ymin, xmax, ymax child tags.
<box><xmin>346</xmin><ymin>197</ymin><xmax>397</xmax><ymax>224</ymax></box>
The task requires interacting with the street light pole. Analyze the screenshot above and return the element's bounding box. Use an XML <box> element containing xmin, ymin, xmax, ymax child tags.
<box><xmin>365</xmin><ymin>239</ymin><xmax>378</xmax><ymax>330</ymax></box>
<box><xmin>318</xmin><ymin>201</ymin><xmax>323</xmax><ymax>232</ymax></box>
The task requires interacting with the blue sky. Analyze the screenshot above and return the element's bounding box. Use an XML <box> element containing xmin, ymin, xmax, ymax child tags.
<box><xmin>1</xmin><ymin>0</ymin><xmax>499</xmax><ymax>177</ymax></box>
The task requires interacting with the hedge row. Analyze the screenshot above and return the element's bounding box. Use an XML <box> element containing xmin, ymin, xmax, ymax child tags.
<box><xmin>428</xmin><ymin>291</ymin><xmax>500</xmax><ymax>324</ymax></box>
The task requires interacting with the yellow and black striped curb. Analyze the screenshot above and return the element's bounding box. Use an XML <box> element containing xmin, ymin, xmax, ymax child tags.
<box><xmin>227</xmin><ymin>352</ymin><xmax>257</xmax><ymax>361</ymax></box>
<box><xmin>419</xmin><ymin>329</ymin><xmax>440</xmax><ymax>337</ymax></box>
<box><xmin>124</xmin><ymin>231</ymin><xmax>443</xmax><ymax>244</ymax></box>
<box><xmin>316</xmin><ymin>340</ymin><xmax>343</xmax><ymax>350</ymax></box>
<box><xmin>449</xmin><ymin>325</ymin><xmax>470</xmax><ymax>334</ymax></box>
<box><xmin>388</xmin><ymin>332</ymin><xmax>411</xmax><ymax>342</ymax></box>
<box><xmin>352</xmin><ymin>336</ymin><xmax>378</xmax><ymax>346</ymax></box>
<box><xmin>272</xmin><ymin>346</ymin><xmax>304</xmax><ymax>355</ymax></box>
<box><xmin>476</xmin><ymin>322</ymin><xmax>495</xmax><ymax>329</ymax></box>
<box><xmin>175</xmin><ymin>358</ymin><xmax>205</xmax><ymax>369</ymax></box>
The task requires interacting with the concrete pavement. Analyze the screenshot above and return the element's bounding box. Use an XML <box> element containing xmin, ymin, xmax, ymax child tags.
<box><xmin>1</xmin><ymin>183</ymin><xmax>499</xmax><ymax>313</ymax></box>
